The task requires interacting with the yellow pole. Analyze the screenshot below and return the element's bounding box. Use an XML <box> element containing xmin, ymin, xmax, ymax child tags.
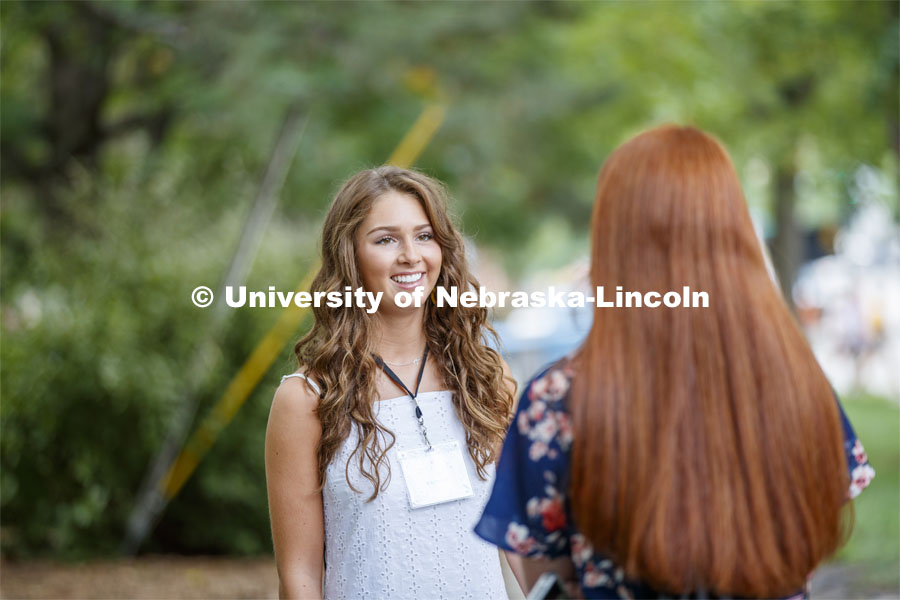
<box><xmin>161</xmin><ymin>272</ymin><xmax>315</xmax><ymax>499</ymax></box>
<box><xmin>386</xmin><ymin>103</ymin><xmax>447</xmax><ymax>168</ymax></box>
<box><xmin>160</xmin><ymin>100</ymin><xmax>447</xmax><ymax>500</ymax></box>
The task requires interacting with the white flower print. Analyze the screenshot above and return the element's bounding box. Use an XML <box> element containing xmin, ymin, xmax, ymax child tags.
<box><xmin>583</xmin><ymin>569</ymin><xmax>610</xmax><ymax>587</ymax></box>
<box><xmin>848</xmin><ymin>463</ymin><xmax>875</xmax><ymax>499</ymax></box>
<box><xmin>556</xmin><ymin>411</ymin><xmax>574</xmax><ymax>449</ymax></box>
<box><xmin>504</xmin><ymin>522</ymin><xmax>536</xmax><ymax>555</ymax></box>
<box><xmin>851</xmin><ymin>439</ymin><xmax>868</xmax><ymax>465</ymax></box>
<box><xmin>529</xmin><ymin>376</ymin><xmax>550</xmax><ymax>401</ymax></box>
<box><xmin>517</xmin><ymin>410</ymin><xmax>531</xmax><ymax>435</ymax></box>
<box><xmin>531</xmin><ymin>413</ymin><xmax>559</xmax><ymax>442</ymax></box>
<box><xmin>527</xmin><ymin>399</ymin><xmax>547</xmax><ymax>421</ymax></box>
<box><xmin>570</xmin><ymin>534</ymin><xmax>594</xmax><ymax>567</ymax></box>
<box><xmin>529</xmin><ymin>440</ymin><xmax>549</xmax><ymax>461</ymax></box>
<box><xmin>545</xmin><ymin>370</ymin><xmax>571</xmax><ymax>401</ymax></box>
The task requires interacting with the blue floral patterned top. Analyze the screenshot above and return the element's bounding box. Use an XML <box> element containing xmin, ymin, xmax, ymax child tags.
<box><xmin>475</xmin><ymin>362</ymin><xmax>876</xmax><ymax>599</ymax></box>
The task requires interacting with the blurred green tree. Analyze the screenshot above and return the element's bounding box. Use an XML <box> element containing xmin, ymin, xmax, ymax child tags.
<box><xmin>1</xmin><ymin>0</ymin><xmax>896</xmax><ymax>558</ymax></box>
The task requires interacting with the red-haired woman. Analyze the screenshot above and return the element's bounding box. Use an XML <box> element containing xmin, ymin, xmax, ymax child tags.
<box><xmin>475</xmin><ymin>125</ymin><xmax>874</xmax><ymax>599</ymax></box>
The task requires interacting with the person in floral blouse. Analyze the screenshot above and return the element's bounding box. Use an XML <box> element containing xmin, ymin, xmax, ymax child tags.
<box><xmin>475</xmin><ymin>125</ymin><xmax>875</xmax><ymax>599</ymax></box>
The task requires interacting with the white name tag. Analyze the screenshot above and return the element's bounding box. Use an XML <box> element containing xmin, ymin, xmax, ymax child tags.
<box><xmin>397</xmin><ymin>440</ymin><xmax>474</xmax><ymax>509</ymax></box>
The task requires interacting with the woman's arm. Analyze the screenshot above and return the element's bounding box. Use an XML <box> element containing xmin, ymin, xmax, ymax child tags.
<box><xmin>494</xmin><ymin>358</ymin><xmax>528</xmax><ymax>594</ymax></box>
<box><xmin>505</xmin><ymin>553</ymin><xmax>576</xmax><ymax>596</ymax></box>
<box><xmin>265</xmin><ymin>377</ymin><xmax>325</xmax><ymax>599</ymax></box>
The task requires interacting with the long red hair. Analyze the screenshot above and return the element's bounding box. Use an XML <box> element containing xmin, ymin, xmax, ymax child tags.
<box><xmin>569</xmin><ymin>125</ymin><xmax>849</xmax><ymax>597</ymax></box>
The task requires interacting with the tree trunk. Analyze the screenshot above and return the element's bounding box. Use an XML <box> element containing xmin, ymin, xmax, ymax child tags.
<box><xmin>771</xmin><ymin>163</ymin><xmax>799</xmax><ymax>310</ymax></box>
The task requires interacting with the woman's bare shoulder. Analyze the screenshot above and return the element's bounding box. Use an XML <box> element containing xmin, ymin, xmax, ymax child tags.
<box><xmin>277</xmin><ymin>368</ymin><xmax>323</xmax><ymax>400</ymax></box>
<box><xmin>270</xmin><ymin>371</ymin><xmax>322</xmax><ymax>432</ymax></box>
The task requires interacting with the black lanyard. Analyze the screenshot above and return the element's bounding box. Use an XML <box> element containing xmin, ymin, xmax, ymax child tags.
<box><xmin>374</xmin><ymin>346</ymin><xmax>433</xmax><ymax>450</ymax></box>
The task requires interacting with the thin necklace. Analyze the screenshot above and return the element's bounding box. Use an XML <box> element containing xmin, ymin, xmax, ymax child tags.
<box><xmin>383</xmin><ymin>346</ymin><xmax>427</xmax><ymax>367</ymax></box>
<box><xmin>383</xmin><ymin>356</ymin><xmax>422</xmax><ymax>367</ymax></box>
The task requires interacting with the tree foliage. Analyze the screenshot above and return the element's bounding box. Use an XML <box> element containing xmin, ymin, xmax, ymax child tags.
<box><xmin>1</xmin><ymin>1</ymin><xmax>896</xmax><ymax>558</ymax></box>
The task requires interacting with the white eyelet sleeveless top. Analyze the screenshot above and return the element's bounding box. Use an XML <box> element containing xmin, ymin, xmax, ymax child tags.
<box><xmin>281</xmin><ymin>374</ymin><xmax>507</xmax><ymax>600</ymax></box>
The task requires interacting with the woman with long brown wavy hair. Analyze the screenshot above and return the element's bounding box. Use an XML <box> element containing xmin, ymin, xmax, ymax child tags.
<box><xmin>265</xmin><ymin>166</ymin><xmax>516</xmax><ymax>599</ymax></box>
<box><xmin>475</xmin><ymin>125</ymin><xmax>875</xmax><ymax>599</ymax></box>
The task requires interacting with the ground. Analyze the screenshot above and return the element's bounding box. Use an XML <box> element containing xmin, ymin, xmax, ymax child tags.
<box><xmin>0</xmin><ymin>556</ymin><xmax>278</xmax><ymax>600</ymax></box>
<box><xmin>1</xmin><ymin>556</ymin><xmax>897</xmax><ymax>599</ymax></box>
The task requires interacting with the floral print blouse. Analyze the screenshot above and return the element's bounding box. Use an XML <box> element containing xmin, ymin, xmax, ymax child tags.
<box><xmin>474</xmin><ymin>363</ymin><xmax>875</xmax><ymax>599</ymax></box>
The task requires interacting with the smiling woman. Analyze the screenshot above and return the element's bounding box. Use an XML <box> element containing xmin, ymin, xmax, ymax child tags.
<box><xmin>356</xmin><ymin>190</ymin><xmax>443</xmax><ymax>310</ymax></box>
<box><xmin>264</xmin><ymin>166</ymin><xmax>517</xmax><ymax>599</ymax></box>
